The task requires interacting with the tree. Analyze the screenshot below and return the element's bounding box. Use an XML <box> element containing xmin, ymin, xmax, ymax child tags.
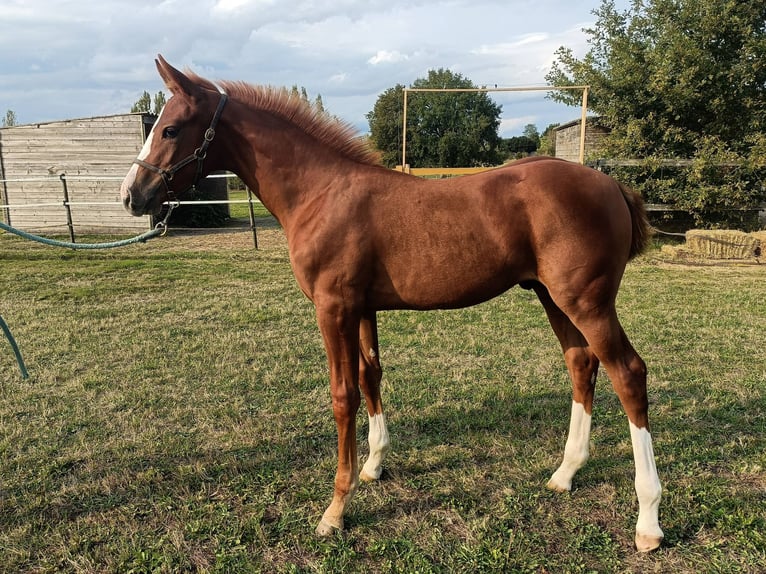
<box><xmin>546</xmin><ymin>0</ymin><xmax>766</xmax><ymax>224</ymax></box>
<box><xmin>505</xmin><ymin>136</ymin><xmax>538</xmax><ymax>156</ymax></box>
<box><xmin>314</xmin><ymin>94</ymin><xmax>325</xmax><ymax>114</ymax></box>
<box><xmin>367</xmin><ymin>69</ymin><xmax>505</xmax><ymax>168</ymax></box>
<box><xmin>522</xmin><ymin>124</ymin><xmax>541</xmax><ymax>148</ymax></box>
<box><xmin>366</xmin><ymin>84</ymin><xmax>406</xmax><ymax>167</ymax></box>
<box><xmin>538</xmin><ymin>123</ymin><xmax>560</xmax><ymax>157</ymax></box>
<box><xmin>289</xmin><ymin>85</ymin><xmax>327</xmax><ymax>115</ymax></box>
<box><xmin>153</xmin><ymin>91</ymin><xmax>167</xmax><ymax>114</ymax></box>
<box><xmin>131</xmin><ymin>91</ymin><xmax>167</xmax><ymax>114</ymax></box>
<box><xmin>2</xmin><ymin>109</ymin><xmax>17</xmax><ymax>127</ymax></box>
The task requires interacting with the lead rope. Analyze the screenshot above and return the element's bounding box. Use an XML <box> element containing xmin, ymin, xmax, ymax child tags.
<box><xmin>0</xmin><ymin>314</ymin><xmax>28</xmax><ymax>379</ymax></box>
<box><xmin>0</xmin><ymin>202</ymin><xmax>178</xmax><ymax>378</ymax></box>
<box><xmin>0</xmin><ymin>201</ymin><xmax>177</xmax><ymax>249</ymax></box>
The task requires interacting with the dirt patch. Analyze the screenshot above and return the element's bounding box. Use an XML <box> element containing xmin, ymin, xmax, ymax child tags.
<box><xmin>161</xmin><ymin>218</ymin><xmax>286</xmax><ymax>251</ymax></box>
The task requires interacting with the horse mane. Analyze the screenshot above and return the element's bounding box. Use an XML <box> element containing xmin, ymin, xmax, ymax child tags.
<box><xmin>186</xmin><ymin>71</ymin><xmax>381</xmax><ymax>167</ymax></box>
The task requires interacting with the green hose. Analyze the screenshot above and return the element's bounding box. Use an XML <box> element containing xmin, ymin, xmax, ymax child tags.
<box><xmin>0</xmin><ymin>220</ymin><xmax>164</xmax><ymax>249</ymax></box>
<box><xmin>0</xmin><ymin>314</ymin><xmax>28</xmax><ymax>379</ymax></box>
<box><xmin>0</xmin><ymin>210</ymin><xmax>173</xmax><ymax>378</ymax></box>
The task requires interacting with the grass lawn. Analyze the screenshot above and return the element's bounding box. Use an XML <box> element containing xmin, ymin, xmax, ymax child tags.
<box><xmin>226</xmin><ymin>190</ymin><xmax>272</xmax><ymax>220</ymax></box>
<box><xmin>0</xmin><ymin>225</ymin><xmax>764</xmax><ymax>573</ymax></box>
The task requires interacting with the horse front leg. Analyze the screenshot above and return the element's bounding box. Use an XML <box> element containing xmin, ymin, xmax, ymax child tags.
<box><xmin>358</xmin><ymin>312</ymin><xmax>390</xmax><ymax>482</ymax></box>
<box><xmin>314</xmin><ymin>305</ymin><xmax>362</xmax><ymax>536</ymax></box>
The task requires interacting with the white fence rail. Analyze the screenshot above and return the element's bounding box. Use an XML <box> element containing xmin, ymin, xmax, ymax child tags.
<box><xmin>0</xmin><ymin>173</ymin><xmax>267</xmax><ymax>248</ymax></box>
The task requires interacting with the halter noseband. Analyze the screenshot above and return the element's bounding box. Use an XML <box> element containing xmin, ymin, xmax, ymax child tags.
<box><xmin>133</xmin><ymin>91</ymin><xmax>228</xmax><ymax>200</ymax></box>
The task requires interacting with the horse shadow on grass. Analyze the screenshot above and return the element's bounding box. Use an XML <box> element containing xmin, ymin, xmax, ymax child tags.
<box><xmin>3</xmin><ymin>380</ymin><xmax>763</xmax><ymax>557</ymax></box>
<box><xmin>0</xmin><ymin>385</ymin><xmax>571</xmax><ymax>531</ymax></box>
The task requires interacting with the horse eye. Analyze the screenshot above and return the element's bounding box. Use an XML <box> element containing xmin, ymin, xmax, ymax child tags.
<box><xmin>162</xmin><ymin>126</ymin><xmax>179</xmax><ymax>139</ymax></box>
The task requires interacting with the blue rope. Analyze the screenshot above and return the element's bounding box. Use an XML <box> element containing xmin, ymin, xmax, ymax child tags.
<box><xmin>0</xmin><ymin>220</ymin><xmax>164</xmax><ymax>249</ymax></box>
<box><xmin>0</xmin><ymin>314</ymin><xmax>28</xmax><ymax>379</ymax></box>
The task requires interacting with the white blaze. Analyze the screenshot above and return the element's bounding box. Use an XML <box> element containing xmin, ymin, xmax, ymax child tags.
<box><xmin>120</xmin><ymin>103</ymin><xmax>166</xmax><ymax>199</ymax></box>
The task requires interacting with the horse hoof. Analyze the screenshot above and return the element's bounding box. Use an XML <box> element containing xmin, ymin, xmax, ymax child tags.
<box><xmin>635</xmin><ymin>531</ymin><xmax>663</xmax><ymax>552</ymax></box>
<box><xmin>545</xmin><ymin>477</ymin><xmax>571</xmax><ymax>493</ymax></box>
<box><xmin>359</xmin><ymin>471</ymin><xmax>375</xmax><ymax>483</ymax></box>
<box><xmin>360</xmin><ymin>467</ymin><xmax>382</xmax><ymax>482</ymax></box>
<box><xmin>316</xmin><ymin>518</ymin><xmax>342</xmax><ymax>537</ymax></box>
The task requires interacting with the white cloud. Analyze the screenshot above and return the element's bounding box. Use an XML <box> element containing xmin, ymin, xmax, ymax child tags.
<box><xmin>367</xmin><ymin>50</ymin><xmax>409</xmax><ymax>66</ymax></box>
<box><xmin>214</xmin><ymin>0</ymin><xmax>260</xmax><ymax>12</ymax></box>
<box><xmin>0</xmin><ymin>1</ymin><xmax>632</xmax><ymax>134</ymax></box>
<box><xmin>329</xmin><ymin>72</ymin><xmax>348</xmax><ymax>83</ymax></box>
<box><xmin>474</xmin><ymin>33</ymin><xmax>550</xmax><ymax>56</ymax></box>
<box><xmin>500</xmin><ymin>116</ymin><xmax>538</xmax><ymax>137</ymax></box>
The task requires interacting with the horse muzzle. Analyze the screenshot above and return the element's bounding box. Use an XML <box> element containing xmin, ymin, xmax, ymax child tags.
<box><xmin>121</xmin><ymin>185</ymin><xmax>164</xmax><ymax>217</ymax></box>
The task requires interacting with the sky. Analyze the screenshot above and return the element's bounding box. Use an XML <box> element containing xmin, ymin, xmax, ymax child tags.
<box><xmin>0</xmin><ymin>0</ymin><xmax>629</xmax><ymax>137</ymax></box>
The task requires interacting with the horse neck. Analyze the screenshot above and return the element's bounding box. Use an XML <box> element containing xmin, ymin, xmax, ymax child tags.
<box><xmin>219</xmin><ymin>106</ymin><xmax>350</xmax><ymax>228</ymax></box>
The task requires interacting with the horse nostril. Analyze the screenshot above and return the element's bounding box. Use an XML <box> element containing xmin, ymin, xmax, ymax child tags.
<box><xmin>121</xmin><ymin>189</ymin><xmax>145</xmax><ymax>215</ymax></box>
<box><xmin>122</xmin><ymin>192</ymin><xmax>136</xmax><ymax>212</ymax></box>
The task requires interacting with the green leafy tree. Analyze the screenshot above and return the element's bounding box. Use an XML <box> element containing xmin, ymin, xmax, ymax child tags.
<box><xmin>505</xmin><ymin>136</ymin><xmax>538</xmax><ymax>156</ymax></box>
<box><xmin>314</xmin><ymin>94</ymin><xmax>325</xmax><ymax>114</ymax></box>
<box><xmin>538</xmin><ymin>123</ymin><xmax>560</xmax><ymax>156</ymax></box>
<box><xmin>546</xmin><ymin>0</ymin><xmax>766</xmax><ymax>225</ymax></box>
<box><xmin>290</xmin><ymin>85</ymin><xmax>327</xmax><ymax>115</ymax></box>
<box><xmin>131</xmin><ymin>91</ymin><xmax>167</xmax><ymax>114</ymax></box>
<box><xmin>2</xmin><ymin>109</ymin><xmax>17</xmax><ymax>127</ymax></box>
<box><xmin>368</xmin><ymin>69</ymin><xmax>504</xmax><ymax>168</ymax></box>
<box><xmin>153</xmin><ymin>91</ymin><xmax>167</xmax><ymax>114</ymax></box>
<box><xmin>522</xmin><ymin>124</ymin><xmax>541</xmax><ymax>148</ymax></box>
<box><xmin>366</xmin><ymin>84</ymin><xmax>406</xmax><ymax>167</ymax></box>
<box><xmin>131</xmin><ymin>91</ymin><xmax>151</xmax><ymax>113</ymax></box>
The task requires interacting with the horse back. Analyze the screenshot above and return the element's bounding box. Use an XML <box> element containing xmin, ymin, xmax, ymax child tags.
<box><xmin>290</xmin><ymin>158</ymin><xmax>644</xmax><ymax>312</ymax></box>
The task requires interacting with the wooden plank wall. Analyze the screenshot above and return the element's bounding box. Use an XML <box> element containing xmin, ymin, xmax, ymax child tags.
<box><xmin>554</xmin><ymin>119</ymin><xmax>609</xmax><ymax>163</ymax></box>
<box><xmin>0</xmin><ymin>114</ymin><xmax>153</xmax><ymax>233</ymax></box>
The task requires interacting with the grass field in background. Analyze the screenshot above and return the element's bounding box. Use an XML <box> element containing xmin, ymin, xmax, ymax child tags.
<box><xmin>227</xmin><ymin>189</ymin><xmax>272</xmax><ymax>220</ymax></box>
<box><xmin>0</xmin><ymin>226</ymin><xmax>764</xmax><ymax>573</ymax></box>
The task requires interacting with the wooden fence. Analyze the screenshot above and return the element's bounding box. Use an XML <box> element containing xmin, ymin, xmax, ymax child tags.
<box><xmin>0</xmin><ymin>113</ymin><xmax>155</xmax><ymax>233</ymax></box>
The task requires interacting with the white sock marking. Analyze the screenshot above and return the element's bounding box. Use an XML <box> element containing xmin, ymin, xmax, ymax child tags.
<box><xmin>629</xmin><ymin>422</ymin><xmax>663</xmax><ymax>540</ymax></box>
<box><xmin>548</xmin><ymin>401</ymin><xmax>592</xmax><ymax>491</ymax></box>
<box><xmin>361</xmin><ymin>413</ymin><xmax>390</xmax><ymax>480</ymax></box>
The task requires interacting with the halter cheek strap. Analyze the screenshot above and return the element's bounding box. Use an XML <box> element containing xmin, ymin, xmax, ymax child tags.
<box><xmin>134</xmin><ymin>92</ymin><xmax>228</xmax><ymax>199</ymax></box>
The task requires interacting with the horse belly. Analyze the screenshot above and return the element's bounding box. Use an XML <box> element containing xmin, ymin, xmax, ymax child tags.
<box><xmin>371</xmin><ymin>250</ymin><xmax>525</xmax><ymax>311</ymax></box>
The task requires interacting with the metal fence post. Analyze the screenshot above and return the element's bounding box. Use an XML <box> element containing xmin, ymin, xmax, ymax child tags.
<box><xmin>60</xmin><ymin>174</ymin><xmax>76</xmax><ymax>244</ymax></box>
<box><xmin>246</xmin><ymin>187</ymin><xmax>259</xmax><ymax>250</ymax></box>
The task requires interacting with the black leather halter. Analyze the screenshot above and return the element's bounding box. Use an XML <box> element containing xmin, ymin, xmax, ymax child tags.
<box><xmin>133</xmin><ymin>92</ymin><xmax>228</xmax><ymax>199</ymax></box>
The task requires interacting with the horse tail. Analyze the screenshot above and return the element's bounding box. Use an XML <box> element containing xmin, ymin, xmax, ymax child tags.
<box><xmin>618</xmin><ymin>182</ymin><xmax>651</xmax><ymax>260</ymax></box>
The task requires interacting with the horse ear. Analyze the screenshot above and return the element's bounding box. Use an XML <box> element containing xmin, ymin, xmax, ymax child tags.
<box><xmin>155</xmin><ymin>54</ymin><xmax>200</xmax><ymax>99</ymax></box>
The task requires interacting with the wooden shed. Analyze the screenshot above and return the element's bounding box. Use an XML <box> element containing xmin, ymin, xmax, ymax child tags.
<box><xmin>554</xmin><ymin>117</ymin><xmax>610</xmax><ymax>163</ymax></box>
<box><xmin>0</xmin><ymin>113</ymin><xmax>155</xmax><ymax>233</ymax></box>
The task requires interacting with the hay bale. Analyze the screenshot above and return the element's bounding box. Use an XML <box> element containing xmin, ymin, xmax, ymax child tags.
<box><xmin>685</xmin><ymin>229</ymin><xmax>761</xmax><ymax>259</ymax></box>
<box><xmin>660</xmin><ymin>244</ymin><xmax>691</xmax><ymax>260</ymax></box>
<box><xmin>751</xmin><ymin>231</ymin><xmax>766</xmax><ymax>258</ymax></box>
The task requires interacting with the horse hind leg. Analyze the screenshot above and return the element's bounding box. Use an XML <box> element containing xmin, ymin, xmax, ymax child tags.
<box><xmin>532</xmin><ymin>283</ymin><xmax>599</xmax><ymax>492</ymax></box>
<box><xmin>358</xmin><ymin>312</ymin><xmax>390</xmax><ymax>482</ymax></box>
<box><xmin>547</xmin><ymin>350</ymin><xmax>599</xmax><ymax>492</ymax></box>
<box><xmin>606</xmin><ymin>326</ymin><xmax>663</xmax><ymax>552</ymax></box>
<box><xmin>556</xmin><ymin>295</ymin><xmax>663</xmax><ymax>552</ymax></box>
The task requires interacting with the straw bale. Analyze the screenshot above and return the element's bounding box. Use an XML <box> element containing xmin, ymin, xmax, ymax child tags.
<box><xmin>660</xmin><ymin>244</ymin><xmax>691</xmax><ymax>260</ymax></box>
<box><xmin>684</xmin><ymin>229</ymin><xmax>761</xmax><ymax>259</ymax></box>
<box><xmin>751</xmin><ymin>231</ymin><xmax>766</xmax><ymax>259</ymax></box>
